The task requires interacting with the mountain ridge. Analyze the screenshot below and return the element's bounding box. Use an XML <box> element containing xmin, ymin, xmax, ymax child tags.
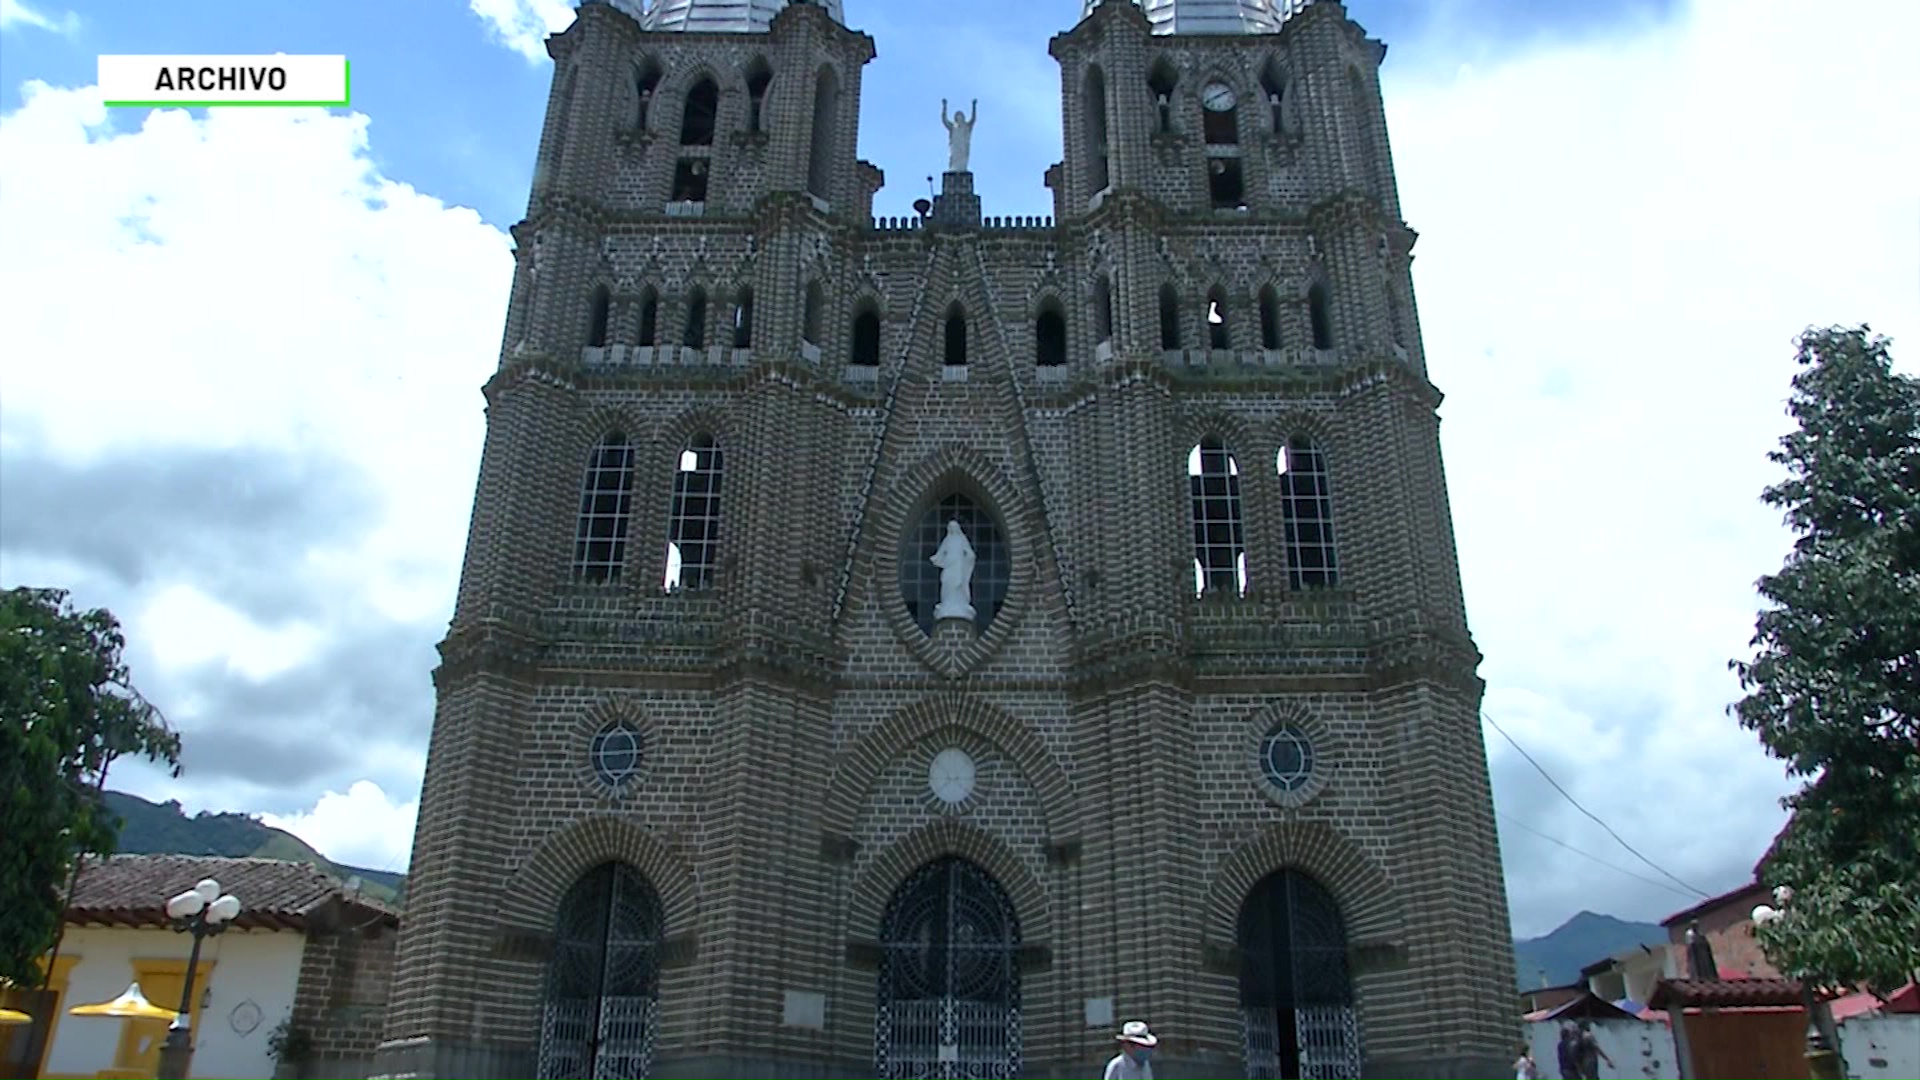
<box><xmin>1513</xmin><ymin>909</ymin><xmax>1668</xmax><ymax>990</ymax></box>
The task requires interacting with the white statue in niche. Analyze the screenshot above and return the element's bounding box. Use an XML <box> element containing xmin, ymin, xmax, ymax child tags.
<box><xmin>941</xmin><ymin>98</ymin><xmax>978</xmax><ymax>174</ymax></box>
<box><xmin>929</xmin><ymin>519</ymin><xmax>977</xmax><ymax>621</ymax></box>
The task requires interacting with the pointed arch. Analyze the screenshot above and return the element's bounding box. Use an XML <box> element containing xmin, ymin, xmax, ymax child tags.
<box><xmin>679</xmin><ymin>74</ymin><xmax>718</xmax><ymax>146</ymax></box>
<box><xmin>1091</xmin><ymin>274</ymin><xmax>1115</xmax><ymax>344</ymax></box>
<box><xmin>743</xmin><ymin>55</ymin><xmax>772</xmax><ymax>133</ymax></box>
<box><xmin>1278</xmin><ymin>435</ymin><xmax>1338</xmax><ymax>588</ymax></box>
<box><xmin>1259</xmin><ymin>55</ymin><xmax>1285</xmax><ymax>135</ymax></box>
<box><xmin>1206</xmin><ymin>283</ymin><xmax>1231</xmax><ymax>350</ymax></box>
<box><xmin>808</xmin><ymin>65</ymin><xmax>840</xmax><ymax>198</ymax></box>
<box><xmin>1034</xmin><ymin>299</ymin><xmax>1067</xmax><ymax>368</ymax></box>
<box><xmin>682</xmin><ymin>286</ymin><xmax>708</xmax><ymax>349</ymax></box>
<box><xmin>1308</xmin><ymin>280</ymin><xmax>1334</xmax><ymax>350</ymax></box>
<box><xmin>636</xmin><ymin>285</ymin><xmax>659</xmax><ymax>347</ymax></box>
<box><xmin>662</xmin><ymin>432</ymin><xmax>724</xmax><ymax>592</ymax></box>
<box><xmin>803</xmin><ymin>278</ymin><xmax>824</xmax><ymax>345</ymax></box>
<box><xmin>634</xmin><ymin>56</ymin><xmax>663</xmax><ymax>129</ymax></box>
<box><xmin>1159</xmin><ymin>282</ymin><xmax>1183</xmax><ymax>350</ymax></box>
<box><xmin>1147</xmin><ymin>56</ymin><xmax>1178</xmax><ymax>134</ymax></box>
<box><xmin>572</xmin><ymin>431</ymin><xmax>636</xmax><ymax>583</ymax></box>
<box><xmin>498</xmin><ymin>814</ymin><xmax>698</xmax><ymax>938</ymax></box>
<box><xmin>1258</xmin><ymin>283</ymin><xmax>1282</xmax><ymax>350</ymax></box>
<box><xmin>1082</xmin><ymin>64</ymin><xmax>1110</xmax><ymax>193</ymax></box>
<box><xmin>851</xmin><ymin>821</ymin><xmax>1053</xmax><ymax>950</ymax></box>
<box><xmin>1202</xmin><ymin>73</ymin><xmax>1242</xmax><ymax>146</ymax></box>
<box><xmin>1204</xmin><ymin>820</ymin><xmax>1403</xmax><ymax>949</ymax></box>
<box><xmin>730</xmin><ymin>285</ymin><xmax>754</xmax><ymax>349</ymax></box>
<box><xmin>1188</xmin><ymin>436</ymin><xmax>1247</xmax><ymax>598</ymax></box>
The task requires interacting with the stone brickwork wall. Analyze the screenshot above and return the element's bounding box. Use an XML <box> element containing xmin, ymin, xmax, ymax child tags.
<box><xmin>291</xmin><ymin>910</ymin><xmax>400</xmax><ymax>1078</ymax></box>
<box><xmin>377</xmin><ymin>1</ymin><xmax>1517</xmax><ymax>1077</ymax></box>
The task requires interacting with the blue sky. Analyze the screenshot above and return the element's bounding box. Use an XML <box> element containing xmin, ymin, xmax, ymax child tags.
<box><xmin>1</xmin><ymin>0</ymin><xmax>1913</xmax><ymax>943</ymax></box>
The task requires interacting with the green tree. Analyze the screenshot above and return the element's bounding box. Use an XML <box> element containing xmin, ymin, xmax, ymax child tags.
<box><xmin>0</xmin><ymin>587</ymin><xmax>182</xmax><ymax>988</ymax></box>
<box><xmin>1731</xmin><ymin>326</ymin><xmax>1920</xmax><ymax>998</ymax></box>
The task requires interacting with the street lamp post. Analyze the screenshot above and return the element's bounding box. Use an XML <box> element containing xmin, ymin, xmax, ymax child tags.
<box><xmin>155</xmin><ymin>877</ymin><xmax>242</xmax><ymax>1080</ymax></box>
<box><xmin>1752</xmin><ymin>889</ymin><xmax>1842</xmax><ymax>1080</ymax></box>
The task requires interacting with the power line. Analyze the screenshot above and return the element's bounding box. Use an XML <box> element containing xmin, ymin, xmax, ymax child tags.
<box><xmin>1496</xmin><ymin>811</ymin><xmax>1699</xmax><ymax>901</ymax></box>
<box><xmin>1482</xmin><ymin>711</ymin><xmax>1711</xmax><ymax>899</ymax></box>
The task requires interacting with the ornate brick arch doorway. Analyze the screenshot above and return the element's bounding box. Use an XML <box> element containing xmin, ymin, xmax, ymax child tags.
<box><xmin>875</xmin><ymin>855</ymin><xmax>1022</xmax><ymax>1079</ymax></box>
<box><xmin>537</xmin><ymin>861</ymin><xmax>663</xmax><ymax>1080</ymax></box>
<box><xmin>1238</xmin><ymin>868</ymin><xmax>1362</xmax><ymax>1079</ymax></box>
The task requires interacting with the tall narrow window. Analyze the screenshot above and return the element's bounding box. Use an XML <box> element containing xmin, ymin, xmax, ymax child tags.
<box><xmin>1347</xmin><ymin>67</ymin><xmax>1379</xmax><ymax>191</ymax></box>
<box><xmin>1278</xmin><ymin>437</ymin><xmax>1337</xmax><ymax>588</ymax></box>
<box><xmin>1083</xmin><ymin>66</ymin><xmax>1110</xmax><ymax>193</ymax></box>
<box><xmin>573</xmin><ymin>433</ymin><xmax>636</xmax><ymax>583</ymax></box>
<box><xmin>1258</xmin><ymin>285</ymin><xmax>1281</xmax><ymax>350</ymax></box>
<box><xmin>1259</xmin><ymin>57</ymin><xmax>1285</xmax><ymax>135</ymax></box>
<box><xmin>680</xmin><ymin>77</ymin><xmax>718</xmax><ymax>146</ymax></box>
<box><xmin>684</xmin><ymin>288</ymin><xmax>707</xmax><ymax>349</ymax></box>
<box><xmin>664</xmin><ymin>435</ymin><xmax>724</xmax><ymax>592</ymax></box>
<box><xmin>586</xmin><ymin>285</ymin><xmax>611</xmax><ymax>348</ymax></box>
<box><xmin>850</xmin><ymin>305</ymin><xmax>881</xmax><ymax>367</ymax></box>
<box><xmin>1035</xmin><ymin>305</ymin><xmax>1067</xmax><ymax>367</ymax></box>
<box><xmin>1092</xmin><ymin>275</ymin><xmax>1114</xmax><ymax>344</ymax></box>
<box><xmin>636</xmin><ymin>58</ymin><xmax>662</xmax><ymax>129</ymax></box>
<box><xmin>731</xmin><ymin>287</ymin><xmax>754</xmax><ymax>349</ymax></box>
<box><xmin>637</xmin><ymin>287</ymin><xmax>659</xmax><ymax>346</ymax></box>
<box><xmin>1159</xmin><ymin>283</ymin><xmax>1182</xmax><ymax>350</ymax></box>
<box><xmin>1308</xmin><ymin>282</ymin><xmax>1334</xmax><ymax>350</ymax></box>
<box><xmin>944</xmin><ymin>306</ymin><xmax>967</xmax><ymax>366</ymax></box>
<box><xmin>1188</xmin><ymin>439</ymin><xmax>1247</xmax><ymax>598</ymax></box>
<box><xmin>545</xmin><ymin>67</ymin><xmax>579</xmax><ymax>185</ymax></box>
<box><xmin>1147</xmin><ymin>60</ymin><xmax>1177</xmax><ymax>134</ymax></box>
<box><xmin>803</xmin><ymin>280</ymin><xmax>823</xmax><ymax>345</ymax></box>
<box><xmin>744</xmin><ymin>57</ymin><xmax>772</xmax><ymax>133</ymax></box>
<box><xmin>808</xmin><ymin>66</ymin><xmax>839</xmax><ymax>198</ymax></box>
<box><xmin>1206</xmin><ymin>286</ymin><xmax>1230</xmax><ymax>350</ymax></box>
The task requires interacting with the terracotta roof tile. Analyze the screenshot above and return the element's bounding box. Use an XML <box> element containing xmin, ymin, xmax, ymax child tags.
<box><xmin>66</xmin><ymin>854</ymin><xmax>396</xmax><ymax>932</ymax></box>
<box><xmin>1649</xmin><ymin>978</ymin><xmax>1805</xmax><ymax>1010</ymax></box>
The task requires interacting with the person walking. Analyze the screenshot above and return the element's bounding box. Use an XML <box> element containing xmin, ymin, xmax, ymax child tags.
<box><xmin>1555</xmin><ymin>1022</ymin><xmax>1581</xmax><ymax>1080</ymax></box>
<box><xmin>1514</xmin><ymin>1042</ymin><xmax>1542</xmax><ymax>1080</ymax></box>
<box><xmin>1575</xmin><ymin>1021</ymin><xmax>1614</xmax><ymax>1079</ymax></box>
<box><xmin>1105</xmin><ymin>1020</ymin><xmax>1158</xmax><ymax>1080</ymax></box>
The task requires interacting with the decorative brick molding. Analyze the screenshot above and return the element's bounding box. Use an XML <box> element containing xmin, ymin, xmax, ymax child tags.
<box><xmin>845</xmin><ymin>819</ymin><xmax>1054</xmax><ymax>948</ymax></box>
<box><xmin>821</xmin><ymin>693</ymin><xmax>1078</xmax><ymax>840</ymax></box>
<box><xmin>495</xmin><ymin>814</ymin><xmax>698</xmax><ymax>937</ymax></box>
<box><xmin>1201</xmin><ymin>819</ymin><xmax>1404</xmax><ymax>949</ymax></box>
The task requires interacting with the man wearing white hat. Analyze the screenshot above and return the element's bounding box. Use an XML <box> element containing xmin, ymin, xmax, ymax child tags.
<box><xmin>1105</xmin><ymin>1020</ymin><xmax>1159</xmax><ymax>1079</ymax></box>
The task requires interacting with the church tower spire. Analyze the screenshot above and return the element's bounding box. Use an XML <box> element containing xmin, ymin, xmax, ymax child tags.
<box><xmin>1079</xmin><ymin>0</ymin><xmax>1315</xmax><ymax>35</ymax></box>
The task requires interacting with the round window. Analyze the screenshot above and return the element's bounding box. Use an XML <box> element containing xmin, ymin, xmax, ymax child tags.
<box><xmin>1260</xmin><ymin>724</ymin><xmax>1314</xmax><ymax>793</ymax></box>
<box><xmin>590</xmin><ymin>722</ymin><xmax>643</xmax><ymax>790</ymax></box>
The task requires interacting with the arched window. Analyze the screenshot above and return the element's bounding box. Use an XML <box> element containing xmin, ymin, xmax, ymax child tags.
<box><xmin>1035</xmin><ymin>305</ymin><xmax>1067</xmax><ymax>367</ymax></box>
<box><xmin>1308</xmin><ymin>282</ymin><xmax>1334</xmax><ymax>350</ymax></box>
<box><xmin>1259</xmin><ymin>56</ymin><xmax>1285</xmax><ymax>135</ymax></box>
<box><xmin>536</xmin><ymin>862</ymin><xmax>663</xmax><ymax>1080</ymax></box>
<box><xmin>874</xmin><ymin>857</ymin><xmax>1022</xmax><ymax>1078</ymax></box>
<box><xmin>664</xmin><ymin>434</ymin><xmax>723</xmax><ymax>592</ymax></box>
<box><xmin>1258</xmin><ymin>285</ymin><xmax>1281</xmax><ymax>350</ymax></box>
<box><xmin>1159</xmin><ymin>283</ymin><xmax>1182</xmax><ymax>350</ymax></box>
<box><xmin>679</xmin><ymin>76</ymin><xmax>718</xmax><ymax>146</ymax></box>
<box><xmin>802</xmin><ymin>280</ymin><xmax>824</xmax><ymax>345</ymax></box>
<box><xmin>1202</xmin><ymin>80</ymin><xmax>1239</xmax><ymax>146</ymax></box>
<box><xmin>808</xmin><ymin>66</ymin><xmax>839</xmax><ymax>198</ymax></box>
<box><xmin>683</xmin><ymin>288</ymin><xmax>708</xmax><ymax>349</ymax></box>
<box><xmin>1278</xmin><ymin>436</ymin><xmax>1337</xmax><ymax>588</ymax></box>
<box><xmin>586</xmin><ymin>285</ymin><xmax>611</xmax><ymax>348</ymax></box>
<box><xmin>635</xmin><ymin>58</ymin><xmax>662</xmax><ymax>129</ymax></box>
<box><xmin>1188</xmin><ymin>438</ymin><xmax>1247</xmax><ymax>598</ymax></box>
<box><xmin>744</xmin><ymin>56</ymin><xmax>772</xmax><ymax>133</ymax></box>
<box><xmin>731</xmin><ymin>286</ymin><xmax>753</xmax><ymax>349</ymax></box>
<box><xmin>1147</xmin><ymin>58</ymin><xmax>1177</xmax><ymax>134</ymax></box>
<box><xmin>1092</xmin><ymin>274</ymin><xmax>1114</xmax><ymax>344</ymax></box>
<box><xmin>1237</xmin><ymin>869</ymin><xmax>1360</xmax><ymax>1079</ymax></box>
<box><xmin>899</xmin><ymin>492</ymin><xmax>1010</xmax><ymax>635</ymax></box>
<box><xmin>943</xmin><ymin>306</ymin><xmax>967</xmax><ymax>366</ymax></box>
<box><xmin>1083</xmin><ymin>65</ymin><xmax>1110</xmax><ymax>193</ymax></box>
<box><xmin>850</xmin><ymin>304</ymin><xmax>881</xmax><ymax>367</ymax></box>
<box><xmin>1206</xmin><ymin>285</ymin><xmax>1230</xmax><ymax>350</ymax></box>
<box><xmin>637</xmin><ymin>286</ymin><xmax>659</xmax><ymax>347</ymax></box>
<box><xmin>572</xmin><ymin>433</ymin><xmax>636</xmax><ymax>583</ymax></box>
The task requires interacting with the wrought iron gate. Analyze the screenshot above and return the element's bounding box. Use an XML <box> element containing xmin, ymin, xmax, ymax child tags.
<box><xmin>538</xmin><ymin>862</ymin><xmax>663</xmax><ymax>1080</ymax></box>
<box><xmin>1237</xmin><ymin>870</ymin><xmax>1362</xmax><ymax>1079</ymax></box>
<box><xmin>875</xmin><ymin>856</ymin><xmax>1022</xmax><ymax>1080</ymax></box>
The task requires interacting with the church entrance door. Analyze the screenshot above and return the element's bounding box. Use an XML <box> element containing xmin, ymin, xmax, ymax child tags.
<box><xmin>537</xmin><ymin>862</ymin><xmax>662</xmax><ymax>1080</ymax></box>
<box><xmin>875</xmin><ymin>856</ymin><xmax>1022</xmax><ymax>1079</ymax></box>
<box><xmin>1237</xmin><ymin>869</ymin><xmax>1362</xmax><ymax>1079</ymax></box>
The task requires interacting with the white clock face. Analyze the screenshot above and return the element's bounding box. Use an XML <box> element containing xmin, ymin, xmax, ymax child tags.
<box><xmin>1202</xmin><ymin>82</ymin><xmax>1237</xmax><ymax>112</ymax></box>
<box><xmin>928</xmin><ymin>748</ymin><xmax>977</xmax><ymax>805</ymax></box>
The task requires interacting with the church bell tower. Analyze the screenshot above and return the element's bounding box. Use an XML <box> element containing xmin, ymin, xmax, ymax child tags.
<box><xmin>376</xmin><ymin>0</ymin><xmax>1517</xmax><ymax>1075</ymax></box>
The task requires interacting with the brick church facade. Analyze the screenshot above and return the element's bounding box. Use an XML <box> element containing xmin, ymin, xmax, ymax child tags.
<box><xmin>373</xmin><ymin>0</ymin><xmax>1518</xmax><ymax>1076</ymax></box>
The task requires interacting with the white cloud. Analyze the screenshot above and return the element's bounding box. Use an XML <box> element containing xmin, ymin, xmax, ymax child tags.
<box><xmin>468</xmin><ymin>0</ymin><xmax>576</xmax><ymax>63</ymax></box>
<box><xmin>261</xmin><ymin>780</ymin><xmax>419</xmax><ymax>872</ymax></box>
<box><xmin>1388</xmin><ymin>0</ymin><xmax>1919</xmax><ymax>935</ymax></box>
<box><xmin>0</xmin><ymin>0</ymin><xmax>79</xmax><ymax>35</ymax></box>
